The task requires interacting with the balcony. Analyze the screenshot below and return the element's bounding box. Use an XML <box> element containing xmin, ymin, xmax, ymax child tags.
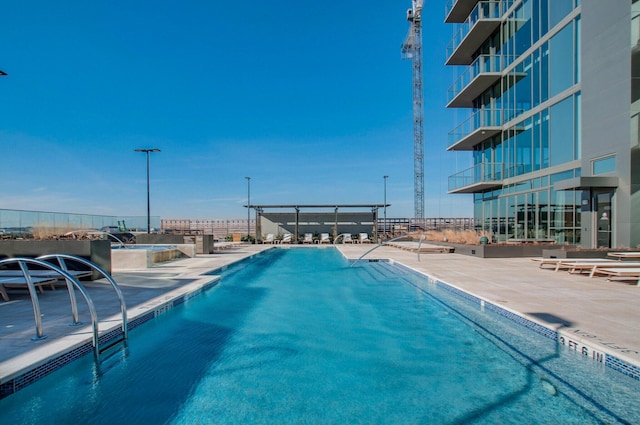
<box><xmin>446</xmin><ymin>1</ymin><xmax>512</xmax><ymax>65</ymax></box>
<box><xmin>447</xmin><ymin>108</ymin><xmax>524</xmax><ymax>150</ymax></box>
<box><xmin>448</xmin><ymin>162</ymin><xmax>504</xmax><ymax>194</ymax></box>
<box><xmin>445</xmin><ymin>0</ymin><xmax>480</xmax><ymax>23</ymax></box>
<box><xmin>447</xmin><ymin>54</ymin><xmax>507</xmax><ymax>108</ymax></box>
<box><xmin>447</xmin><ymin>109</ymin><xmax>502</xmax><ymax>150</ymax></box>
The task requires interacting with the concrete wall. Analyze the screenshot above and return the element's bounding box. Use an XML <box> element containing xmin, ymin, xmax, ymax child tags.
<box><xmin>135</xmin><ymin>234</ymin><xmax>214</xmax><ymax>254</ymax></box>
<box><xmin>581</xmin><ymin>1</ymin><xmax>634</xmax><ymax>247</ymax></box>
<box><xmin>0</xmin><ymin>240</ymin><xmax>111</xmax><ymax>278</ymax></box>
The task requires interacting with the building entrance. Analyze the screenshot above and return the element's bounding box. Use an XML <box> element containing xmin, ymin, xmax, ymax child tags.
<box><xmin>594</xmin><ymin>190</ymin><xmax>613</xmax><ymax>248</ymax></box>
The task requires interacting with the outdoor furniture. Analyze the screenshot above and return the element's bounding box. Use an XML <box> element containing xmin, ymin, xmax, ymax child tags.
<box><xmin>607</xmin><ymin>252</ymin><xmax>640</xmax><ymax>260</ymax></box>
<box><xmin>0</xmin><ymin>276</ymin><xmax>59</xmax><ymax>301</ymax></box>
<box><xmin>587</xmin><ymin>262</ymin><xmax>640</xmax><ymax>278</ymax></box>
<box><xmin>556</xmin><ymin>260</ymin><xmax>622</xmax><ymax>275</ymax></box>
<box><xmin>531</xmin><ymin>258</ymin><xmax>615</xmax><ymax>270</ymax></box>
<box><xmin>596</xmin><ymin>267</ymin><xmax>640</xmax><ymax>285</ymax></box>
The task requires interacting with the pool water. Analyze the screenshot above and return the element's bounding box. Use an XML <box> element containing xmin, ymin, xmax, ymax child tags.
<box><xmin>1</xmin><ymin>248</ymin><xmax>638</xmax><ymax>424</ymax></box>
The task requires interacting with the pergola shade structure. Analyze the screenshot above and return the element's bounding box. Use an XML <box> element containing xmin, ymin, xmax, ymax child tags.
<box><xmin>245</xmin><ymin>204</ymin><xmax>390</xmax><ymax>243</ymax></box>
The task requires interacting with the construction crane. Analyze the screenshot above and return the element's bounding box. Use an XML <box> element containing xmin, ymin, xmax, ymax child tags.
<box><xmin>401</xmin><ymin>0</ymin><xmax>424</xmax><ymax>220</ymax></box>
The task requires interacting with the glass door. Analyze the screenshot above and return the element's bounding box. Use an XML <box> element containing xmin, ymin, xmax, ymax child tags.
<box><xmin>594</xmin><ymin>190</ymin><xmax>613</xmax><ymax>248</ymax></box>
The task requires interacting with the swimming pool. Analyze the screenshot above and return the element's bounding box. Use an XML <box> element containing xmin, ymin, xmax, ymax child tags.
<box><xmin>0</xmin><ymin>248</ymin><xmax>638</xmax><ymax>423</ymax></box>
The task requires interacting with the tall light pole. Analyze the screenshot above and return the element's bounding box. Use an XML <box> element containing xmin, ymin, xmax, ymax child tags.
<box><xmin>135</xmin><ymin>148</ymin><xmax>161</xmax><ymax>233</ymax></box>
<box><xmin>245</xmin><ymin>176</ymin><xmax>251</xmax><ymax>242</ymax></box>
<box><xmin>383</xmin><ymin>175</ymin><xmax>389</xmax><ymax>239</ymax></box>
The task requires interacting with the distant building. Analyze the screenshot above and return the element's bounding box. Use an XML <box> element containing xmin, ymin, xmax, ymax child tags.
<box><xmin>445</xmin><ymin>0</ymin><xmax>639</xmax><ymax>248</ymax></box>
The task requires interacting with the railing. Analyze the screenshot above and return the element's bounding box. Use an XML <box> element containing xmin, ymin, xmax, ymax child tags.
<box><xmin>351</xmin><ymin>235</ymin><xmax>413</xmax><ymax>267</ymax></box>
<box><xmin>0</xmin><ymin>257</ymin><xmax>98</xmax><ymax>345</ymax></box>
<box><xmin>0</xmin><ymin>208</ymin><xmax>155</xmax><ymax>238</ymax></box>
<box><xmin>447</xmin><ymin>54</ymin><xmax>508</xmax><ymax>104</ymax></box>
<box><xmin>38</xmin><ymin>253</ymin><xmax>128</xmax><ymax>345</ymax></box>
<box><xmin>447</xmin><ymin>108</ymin><xmax>524</xmax><ymax>148</ymax></box>
<box><xmin>444</xmin><ymin>0</ymin><xmax>458</xmax><ymax>18</ymax></box>
<box><xmin>446</xmin><ymin>1</ymin><xmax>512</xmax><ymax>61</ymax></box>
<box><xmin>448</xmin><ymin>108</ymin><xmax>501</xmax><ymax>147</ymax></box>
<box><xmin>0</xmin><ymin>254</ymin><xmax>128</xmax><ymax>361</ymax></box>
<box><xmin>448</xmin><ymin>162</ymin><xmax>504</xmax><ymax>192</ymax></box>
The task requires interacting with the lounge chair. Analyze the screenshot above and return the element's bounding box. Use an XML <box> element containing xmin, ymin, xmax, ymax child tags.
<box><xmin>358</xmin><ymin>233</ymin><xmax>372</xmax><ymax>243</ymax></box>
<box><xmin>264</xmin><ymin>234</ymin><xmax>276</xmax><ymax>244</ymax></box>
<box><xmin>319</xmin><ymin>233</ymin><xmax>331</xmax><ymax>244</ymax></box>
<box><xmin>531</xmin><ymin>258</ymin><xmax>615</xmax><ymax>270</ymax></box>
<box><xmin>0</xmin><ymin>269</ymin><xmax>93</xmax><ymax>291</ymax></box>
<box><xmin>0</xmin><ymin>276</ymin><xmax>60</xmax><ymax>301</ymax></box>
<box><xmin>281</xmin><ymin>233</ymin><xmax>293</xmax><ymax>244</ymax></box>
<box><xmin>587</xmin><ymin>261</ymin><xmax>640</xmax><ymax>278</ymax></box>
<box><xmin>303</xmin><ymin>233</ymin><xmax>314</xmax><ymax>244</ymax></box>
<box><xmin>596</xmin><ymin>267</ymin><xmax>640</xmax><ymax>285</ymax></box>
<box><xmin>556</xmin><ymin>260</ymin><xmax>624</xmax><ymax>275</ymax></box>
<box><xmin>343</xmin><ymin>234</ymin><xmax>354</xmax><ymax>243</ymax></box>
<box><xmin>607</xmin><ymin>252</ymin><xmax>640</xmax><ymax>260</ymax></box>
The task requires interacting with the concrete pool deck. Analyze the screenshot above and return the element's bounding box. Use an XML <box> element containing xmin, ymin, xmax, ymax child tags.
<box><xmin>1</xmin><ymin>242</ymin><xmax>639</xmax><ymax>396</ymax></box>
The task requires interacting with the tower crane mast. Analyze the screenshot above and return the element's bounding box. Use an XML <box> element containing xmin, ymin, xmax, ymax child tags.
<box><xmin>401</xmin><ymin>0</ymin><xmax>424</xmax><ymax>220</ymax></box>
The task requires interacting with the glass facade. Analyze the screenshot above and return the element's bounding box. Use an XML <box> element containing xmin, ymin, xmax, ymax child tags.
<box><xmin>447</xmin><ymin>0</ymin><xmax>583</xmax><ymax>243</ymax></box>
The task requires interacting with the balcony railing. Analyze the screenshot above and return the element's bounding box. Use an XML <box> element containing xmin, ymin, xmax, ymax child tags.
<box><xmin>447</xmin><ymin>108</ymin><xmax>524</xmax><ymax>150</ymax></box>
<box><xmin>448</xmin><ymin>162</ymin><xmax>504</xmax><ymax>193</ymax></box>
<box><xmin>447</xmin><ymin>54</ymin><xmax>511</xmax><ymax>106</ymax></box>
<box><xmin>445</xmin><ymin>0</ymin><xmax>481</xmax><ymax>23</ymax></box>
<box><xmin>448</xmin><ymin>108</ymin><xmax>502</xmax><ymax>148</ymax></box>
<box><xmin>446</xmin><ymin>1</ymin><xmax>512</xmax><ymax>65</ymax></box>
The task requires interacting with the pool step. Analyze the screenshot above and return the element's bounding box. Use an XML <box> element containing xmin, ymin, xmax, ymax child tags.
<box><xmin>361</xmin><ymin>261</ymin><xmax>415</xmax><ymax>283</ymax></box>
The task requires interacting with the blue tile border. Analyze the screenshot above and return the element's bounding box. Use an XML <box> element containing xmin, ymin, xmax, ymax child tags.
<box><xmin>385</xmin><ymin>260</ymin><xmax>640</xmax><ymax>382</ymax></box>
<box><xmin>0</xmin><ymin>277</ymin><xmax>222</xmax><ymax>400</ymax></box>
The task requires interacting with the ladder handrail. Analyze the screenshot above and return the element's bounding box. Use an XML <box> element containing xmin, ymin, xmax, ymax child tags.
<box><xmin>417</xmin><ymin>234</ymin><xmax>425</xmax><ymax>262</ymax></box>
<box><xmin>37</xmin><ymin>254</ymin><xmax>128</xmax><ymax>340</ymax></box>
<box><xmin>0</xmin><ymin>257</ymin><xmax>99</xmax><ymax>354</ymax></box>
<box><xmin>333</xmin><ymin>233</ymin><xmax>349</xmax><ymax>245</ymax></box>
<box><xmin>350</xmin><ymin>235</ymin><xmax>412</xmax><ymax>267</ymax></box>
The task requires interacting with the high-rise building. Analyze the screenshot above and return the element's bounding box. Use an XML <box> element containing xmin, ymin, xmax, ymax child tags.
<box><xmin>445</xmin><ymin>0</ymin><xmax>640</xmax><ymax>248</ymax></box>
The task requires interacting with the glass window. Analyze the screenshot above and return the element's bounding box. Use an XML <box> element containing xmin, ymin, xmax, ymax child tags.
<box><xmin>550</xmin><ymin>169</ymin><xmax>574</xmax><ymax>185</ymax></box>
<box><xmin>540</xmin><ymin>0</ymin><xmax>549</xmax><ymax>36</ymax></box>
<box><xmin>592</xmin><ymin>156</ymin><xmax>616</xmax><ymax>175</ymax></box>
<box><xmin>575</xmin><ymin>17</ymin><xmax>581</xmax><ymax>84</ymax></box>
<box><xmin>548</xmin><ymin>0</ymin><xmax>575</xmax><ymax>30</ymax></box>
<box><xmin>549</xmin><ymin>96</ymin><xmax>574</xmax><ymax>166</ymax></box>
<box><xmin>541</xmin><ymin>43</ymin><xmax>549</xmax><ymax>102</ymax></box>
<box><xmin>541</xmin><ymin>109</ymin><xmax>550</xmax><ymax>168</ymax></box>
<box><xmin>515</xmin><ymin>117</ymin><xmax>533</xmax><ymax>175</ymax></box>
<box><xmin>532</xmin><ymin>49</ymin><xmax>541</xmax><ymax>107</ymax></box>
<box><xmin>549</xmin><ymin>22</ymin><xmax>574</xmax><ymax>97</ymax></box>
<box><xmin>514</xmin><ymin>0</ymin><xmax>533</xmax><ymax>55</ymax></box>
<box><xmin>574</xmin><ymin>92</ymin><xmax>581</xmax><ymax>159</ymax></box>
<box><xmin>533</xmin><ymin>112</ymin><xmax>541</xmax><ymax>171</ymax></box>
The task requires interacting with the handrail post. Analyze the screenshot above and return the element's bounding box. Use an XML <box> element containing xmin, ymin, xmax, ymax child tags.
<box><xmin>56</xmin><ymin>257</ymin><xmax>81</xmax><ymax>326</ymax></box>
<box><xmin>18</xmin><ymin>260</ymin><xmax>46</xmax><ymax>340</ymax></box>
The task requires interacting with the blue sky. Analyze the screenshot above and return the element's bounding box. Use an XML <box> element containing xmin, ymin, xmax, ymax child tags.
<box><xmin>0</xmin><ymin>1</ymin><xmax>472</xmax><ymax>219</ymax></box>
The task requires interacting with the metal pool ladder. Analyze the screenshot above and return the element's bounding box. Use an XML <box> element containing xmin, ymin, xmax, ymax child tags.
<box><xmin>0</xmin><ymin>254</ymin><xmax>128</xmax><ymax>361</ymax></box>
